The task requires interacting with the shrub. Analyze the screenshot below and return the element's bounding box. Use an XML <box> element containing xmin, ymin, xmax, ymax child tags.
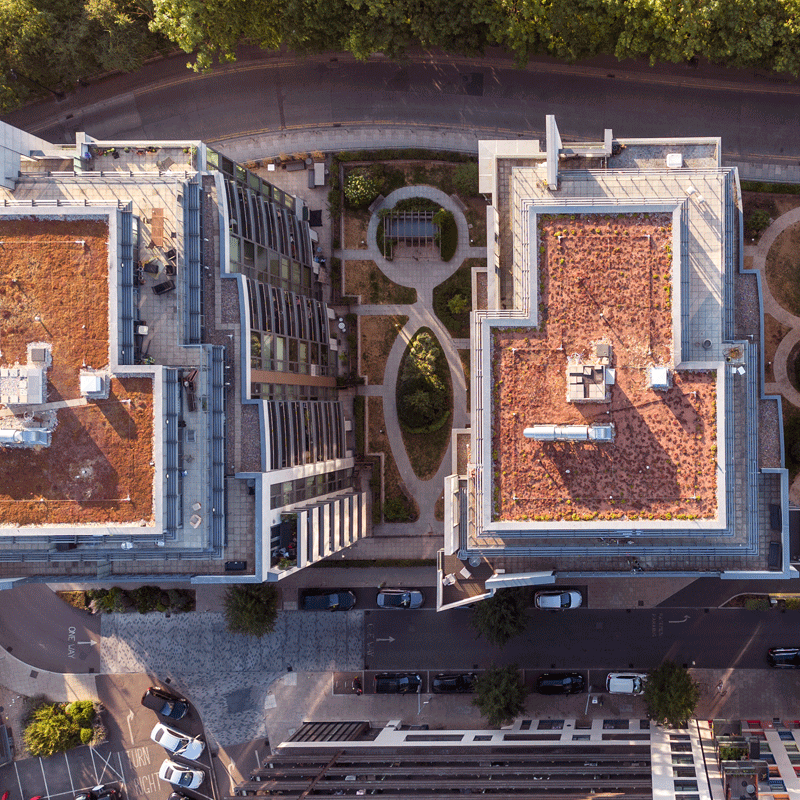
<box><xmin>746</xmin><ymin>208</ymin><xmax>771</xmax><ymax>238</ymax></box>
<box><xmin>433</xmin><ymin>208</ymin><xmax>457</xmax><ymax>261</ymax></box>
<box><xmin>447</xmin><ymin>293</ymin><xmax>469</xmax><ymax>315</ymax></box>
<box><xmin>453</xmin><ymin>162</ymin><xmax>479</xmax><ymax>196</ymax></box>
<box><xmin>397</xmin><ymin>331</ymin><xmax>449</xmax><ymax>429</ymax></box>
<box><xmin>223</xmin><ymin>584</ymin><xmax>279</xmax><ymax>637</ymax></box>
<box><xmin>744</xmin><ymin>597</ymin><xmax>770</xmax><ymax>610</ymax></box>
<box><xmin>383</xmin><ymin>495</ymin><xmax>416</xmax><ymax>522</ymax></box>
<box><xmin>24</xmin><ymin>701</ymin><xmax>96</xmax><ymax>757</ymax></box>
<box><xmin>473</xmin><ymin>665</ymin><xmax>528</xmax><ymax>727</ymax></box>
<box><xmin>134</xmin><ymin>585</ymin><xmax>162</xmax><ymax>614</ymax></box>
<box><xmin>344</xmin><ymin>169</ymin><xmax>378</xmax><ymax>208</ymax></box>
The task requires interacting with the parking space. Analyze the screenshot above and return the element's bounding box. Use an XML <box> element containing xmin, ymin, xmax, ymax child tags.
<box><xmin>0</xmin><ymin>674</ymin><xmax>219</xmax><ymax>800</ymax></box>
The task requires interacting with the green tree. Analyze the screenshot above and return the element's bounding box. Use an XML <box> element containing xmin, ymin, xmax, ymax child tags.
<box><xmin>223</xmin><ymin>583</ymin><xmax>279</xmax><ymax>637</ymax></box>
<box><xmin>473</xmin><ymin>664</ymin><xmax>528</xmax><ymax>727</ymax></box>
<box><xmin>643</xmin><ymin>660</ymin><xmax>700</xmax><ymax>728</ymax></box>
<box><xmin>447</xmin><ymin>293</ymin><xmax>469</xmax><ymax>316</ymax></box>
<box><xmin>343</xmin><ymin>169</ymin><xmax>379</xmax><ymax>208</ymax></box>
<box><xmin>471</xmin><ymin>588</ymin><xmax>528</xmax><ymax>646</ymax></box>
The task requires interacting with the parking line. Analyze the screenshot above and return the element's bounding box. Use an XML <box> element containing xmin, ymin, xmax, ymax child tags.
<box><xmin>14</xmin><ymin>759</ymin><xmax>24</xmax><ymax>800</ymax></box>
<box><xmin>115</xmin><ymin>752</ymin><xmax>126</xmax><ymax>787</ymax></box>
<box><xmin>39</xmin><ymin>757</ymin><xmax>51</xmax><ymax>799</ymax></box>
<box><xmin>89</xmin><ymin>747</ymin><xmax>99</xmax><ymax>784</ymax></box>
<box><xmin>92</xmin><ymin>748</ymin><xmax>123</xmax><ymax>783</ymax></box>
<box><xmin>64</xmin><ymin>753</ymin><xmax>74</xmax><ymax>793</ymax></box>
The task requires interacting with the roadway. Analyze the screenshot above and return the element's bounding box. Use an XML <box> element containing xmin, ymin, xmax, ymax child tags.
<box><xmin>3</xmin><ymin>48</ymin><xmax>800</xmax><ymax>166</ymax></box>
<box><xmin>365</xmin><ymin>607</ymin><xmax>786</xmax><ymax>671</ymax></box>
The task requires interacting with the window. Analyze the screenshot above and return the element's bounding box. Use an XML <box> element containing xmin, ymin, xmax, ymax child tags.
<box><xmin>671</xmin><ymin>743</ymin><xmax>692</xmax><ymax>752</ymax></box>
<box><xmin>674</xmin><ymin>767</ymin><xmax>695</xmax><ymax>778</ymax></box>
<box><xmin>537</xmin><ymin>720</ymin><xmax>563</xmax><ymax>730</ymax></box>
<box><xmin>671</xmin><ymin>755</ymin><xmax>693</xmax><ymax>765</ymax></box>
<box><xmin>603</xmin><ymin>720</ymin><xmax>629</xmax><ymax>729</ymax></box>
<box><xmin>673</xmin><ymin>781</ymin><xmax>698</xmax><ymax>792</ymax></box>
<box><xmin>572</xmin><ymin>735</ymin><xmax>591</xmax><ymax>741</ymax></box>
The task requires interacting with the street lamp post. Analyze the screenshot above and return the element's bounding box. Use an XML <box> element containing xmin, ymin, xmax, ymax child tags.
<box><xmin>8</xmin><ymin>69</ymin><xmax>64</xmax><ymax>100</ymax></box>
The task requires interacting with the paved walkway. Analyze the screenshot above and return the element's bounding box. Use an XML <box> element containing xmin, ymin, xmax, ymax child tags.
<box><xmin>340</xmin><ymin>186</ymin><xmax>484</xmax><ymax>533</ymax></box>
<box><xmin>747</xmin><ymin>205</ymin><xmax>800</xmax><ymax>407</ymax></box>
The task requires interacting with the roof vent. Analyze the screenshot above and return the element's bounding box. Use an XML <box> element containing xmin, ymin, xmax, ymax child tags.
<box><xmin>648</xmin><ymin>366</ymin><xmax>672</xmax><ymax>391</ymax></box>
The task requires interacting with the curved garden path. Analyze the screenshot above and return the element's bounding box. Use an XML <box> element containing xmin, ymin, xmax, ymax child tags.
<box><xmin>748</xmin><ymin>206</ymin><xmax>800</xmax><ymax>407</ymax></box>
<box><xmin>339</xmin><ymin>185</ymin><xmax>485</xmax><ymax>533</ymax></box>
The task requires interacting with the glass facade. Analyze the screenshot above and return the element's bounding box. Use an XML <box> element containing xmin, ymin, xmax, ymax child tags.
<box><xmin>270</xmin><ymin>468</ymin><xmax>353</xmax><ymax>509</ymax></box>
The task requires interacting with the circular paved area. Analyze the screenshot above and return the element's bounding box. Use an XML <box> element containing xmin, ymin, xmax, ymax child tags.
<box><xmin>338</xmin><ymin>186</ymin><xmax>486</xmax><ymax>533</ymax></box>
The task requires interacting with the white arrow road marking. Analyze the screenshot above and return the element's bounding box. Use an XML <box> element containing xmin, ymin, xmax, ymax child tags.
<box><xmin>376</xmin><ymin>637</ymin><xmax>395</xmax><ymax>643</ymax></box>
<box><xmin>668</xmin><ymin>615</ymin><xmax>690</xmax><ymax>624</ymax></box>
<box><xmin>126</xmin><ymin>709</ymin><xmax>135</xmax><ymax>744</ymax></box>
<box><xmin>77</xmin><ymin>641</ymin><xmax>96</xmax><ymax>646</ymax></box>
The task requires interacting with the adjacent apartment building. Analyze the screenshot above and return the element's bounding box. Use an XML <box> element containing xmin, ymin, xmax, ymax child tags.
<box><xmin>232</xmin><ymin>715</ymin><xmax>800</xmax><ymax>799</ymax></box>
<box><xmin>440</xmin><ymin>117</ymin><xmax>793</xmax><ymax>609</ymax></box>
<box><xmin>0</xmin><ymin>121</ymin><xmax>368</xmax><ymax>586</ymax></box>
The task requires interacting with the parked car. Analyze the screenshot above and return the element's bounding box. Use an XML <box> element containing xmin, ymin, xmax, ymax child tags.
<box><xmin>534</xmin><ymin>590</ymin><xmax>582</xmax><ymax>610</ymax></box>
<box><xmin>377</xmin><ymin>589</ymin><xmax>424</xmax><ymax>609</ymax></box>
<box><xmin>301</xmin><ymin>590</ymin><xmax>356</xmax><ymax>611</ymax></box>
<box><xmin>535</xmin><ymin>672</ymin><xmax>585</xmax><ymax>695</ymax></box>
<box><xmin>150</xmin><ymin>723</ymin><xmax>205</xmax><ymax>761</ymax></box>
<box><xmin>141</xmin><ymin>686</ymin><xmax>189</xmax><ymax>720</ymax></box>
<box><xmin>374</xmin><ymin>673</ymin><xmax>422</xmax><ymax>694</ymax></box>
<box><xmin>606</xmin><ymin>673</ymin><xmax>647</xmax><ymax>695</ymax></box>
<box><xmin>767</xmin><ymin>647</ymin><xmax>800</xmax><ymax>668</ymax></box>
<box><xmin>74</xmin><ymin>786</ymin><xmax>119</xmax><ymax>800</ymax></box>
<box><xmin>432</xmin><ymin>673</ymin><xmax>476</xmax><ymax>693</ymax></box>
<box><xmin>158</xmin><ymin>760</ymin><xmax>205</xmax><ymax>789</ymax></box>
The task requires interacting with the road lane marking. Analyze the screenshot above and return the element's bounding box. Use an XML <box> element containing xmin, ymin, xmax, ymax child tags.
<box><xmin>64</xmin><ymin>752</ymin><xmax>74</xmax><ymax>793</ymax></box>
<box><xmin>668</xmin><ymin>615</ymin><xmax>690</xmax><ymax>623</ymax></box>
<box><xmin>89</xmin><ymin>746</ymin><xmax>99</xmax><ymax>784</ymax></box>
<box><xmin>93</xmin><ymin>747</ymin><xmax>124</xmax><ymax>781</ymax></box>
<box><xmin>39</xmin><ymin>757</ymin><xmax>51</xmax><ymax>799</ymax></box>
<box><xmin>116</xmin><ymin>752</ymin><xmax>127</xmax><ymax>789</ymax></box>
<box><xmin>14</xmin><ymin>759</ymin><xmax>24</xmax><ymax>800</ymax></box>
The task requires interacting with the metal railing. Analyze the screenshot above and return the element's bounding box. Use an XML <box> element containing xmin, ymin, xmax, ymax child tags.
<box><xmin>183</xmin><ymin>182</ymin><xmax>203</xmax><ymax>344</ymax></box>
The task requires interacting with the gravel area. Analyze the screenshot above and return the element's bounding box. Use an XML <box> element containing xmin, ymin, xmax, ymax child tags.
<box><xmin>476</xmin><ymin>271</ymin><xmax>487</xmax><ymax>309</ymax></box>
<box><xmin>220</xmin><ymin>279</ymin><xmax>240</xmax><ymax>324</ymax></box>
<box><xmin>760</xmin><ymin>398</ymin><xmax>782</xmax><ymax>468</ymax></box>
<box><xmin>735</xmin><ymin>272</ymin><xmax>761</xmax><ymax>337</ymax></box>
<box><xmin>240</xmin><ymin>404</ymin><xmax>262</xmax><ymax>471</ymax></box>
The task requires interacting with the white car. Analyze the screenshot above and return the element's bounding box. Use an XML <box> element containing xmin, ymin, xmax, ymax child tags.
<box><xmin>158</xmin><ymin>760</ymin><xmax>205</xmax><ymax>789</ymax></box>
<box><xmin>606</xmin><ymin>672</ymin><xmax>648</xmax><ymax>695</ymax></box>
<box><xmin>151</xmin><ymin>723</ymin><xmax>205</xmax><ymax>761</ymax></box>
<box><xmin>534</xmin><ymin>590</ymin><xmax>582</xmax><ymax>610</ymax></box>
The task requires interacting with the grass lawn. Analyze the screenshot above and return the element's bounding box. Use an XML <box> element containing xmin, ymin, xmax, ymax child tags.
<box><xmin>458</xmin><ymin>348</ymin><xmax>471</xmax><ymax>411</ymax></box>
<box><xmin>359</xmin><ymin>314</ymin><xmax>408</xmax><ymax>385</ymax></box>
<box><xmin>433</xmin><ymin>259</ymin><xmax>482</xmax><ymax>338</ymax></box>
<box><xmin>434</xmin><ymin>491</ymin><xmax>445</xmax><ymax>521</ymax></box>
<box><xmin>368</xmin><ymin>396</ymin><xmax>418</xmax><ymax>522</ymax></box>
<box><xmin>783</xmin><ymin>397</ymin><xmax>800</xmax><ymax>480</ymax></box>
<box><xmin>344</xmin><ymin>260</ymin><xmax>416</xmax><ymax>304</ymax></box>
<box><xmin>397</xmin><ymin>328</ymin><xmax>453</xmax><ymax>481</ymax></box>
<box><xmin>765</xmin><ymin>222</ymin><xmax>800</xmax><ymax>316</ymax></box>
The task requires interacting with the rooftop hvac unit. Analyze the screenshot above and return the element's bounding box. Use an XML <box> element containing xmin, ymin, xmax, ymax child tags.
<box><xmin>523</xmin><ymin>424</ymin><xmax>614</xmax><ymax>442</ymax></box>
<box><xmin>666</xmin><ymin>153</ymin><xmax>683</xmax><ymax>169</ymax></box>
<box><xmin>648</xmin><ymin>366</ymin><xmax>671</xmax><ymax>391</ymax></box>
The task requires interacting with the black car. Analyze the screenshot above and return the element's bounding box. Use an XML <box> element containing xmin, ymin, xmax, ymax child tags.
<box><xmin>767</xmin><ymin>647</ymin><xmax>800</xmax><ymax>668</ymax></box>
<box><xmin>141</xmin><ymin>686</ymin><xmax>189</xmax><ymax>720</ymax></box>
<box><xmin>432</xmin><ymin>673</ymin><xmax>476</xmax><ymax>693</ymax></box>
<box><xmin>535</xmin><ymin>672</ymin><xmax>585</xmax><ymax>695</ymax></box>
<box><xmin>374</xmin><ymin>673</ymin><xmax>422</xmax><ymax>694</ymax></box>
<box><xmin>75</xmin><ymin>786</ymin><xmax>119</xmax><ymax>800</ymax></box>
<box><xmin>301</xmin><ymin>590</ymin><xmax>357</xmax><ymax>611</ymax></box>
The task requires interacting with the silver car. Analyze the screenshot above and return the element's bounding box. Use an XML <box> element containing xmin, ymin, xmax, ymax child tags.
<box><xmin>158</xmin><ymin>760</ymin><xmax>205</xmax><ymax>789</ymax></box>
<box><xmin>377</xmin><ymin>589</ymin><xmax>424</xmax><ymax>609</ymax></box>
<box><xmin>534</xmin><ymin>590</ymin><xmax>582</xmax><ymax>610</ymax></box>
<box><xmin>151</xmin><ymin>723</ymin><xmax>205</xmax><ymax>761</ymax></box>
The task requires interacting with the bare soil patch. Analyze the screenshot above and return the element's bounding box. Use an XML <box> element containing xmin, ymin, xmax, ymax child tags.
<box><xmin>434</xmin><ymin>491</ymin><xmax>445</xmax><ymax>521</ymax></box>
<box><xmin>344</xmin><ymin>260</ymin><xmax>416</xmax><ymax>304</ymax></box>
<box><xmin>359</xmin><ymin>315</ymin><xmax>408</xmax><ymax>385</ymax></box>
<box><xmin>344</xmin><ymin>209</ymin><xmax>370</xmax><ymax>249</ymax></box>
<box><xmin>764</xmin><ymin>313</ymin><xmax>792</xmax><ymax>382</ymax></box>
<box><xmin>766</xmin><ymin>222</ymin><xmax>800</xmax><ymax>316</ymax></box>
<box><xmin>493</xmin><ymin>213</ymin><xmax>717</xmax><ymax>522</ymax></box>
<box><xmin>464</xmin><ymin>196</ymin><xmax>488</xmax><ymax>245</ymax></box>
<box><xmin>368</xmin><ymin>396</ymin><xmax>418</xmax><ymax>523</ymax></box>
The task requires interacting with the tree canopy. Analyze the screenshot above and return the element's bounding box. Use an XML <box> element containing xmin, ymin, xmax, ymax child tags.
<box><xmin>223</xmin><ymin>583</ymin><xmax>280</xmax><ymax>637</ymax></box>
<box><xmin>7</xmin><ymin>0</ymin><xmax>800</xmax><ymax>112</ymax></box>
<box><xmin>643</xmin><ymin>660</ymin><xmax>700</xmax><ymax>728</ymax></box>
<box><xmin>473</xmin><ymin>664</ymin><xmax>528</xmax><ymax>727</ymax></box>
<box><xmin>471</xmin><ymin>588</ymin><xmax>529</xmax><ymax>647</ymax></box>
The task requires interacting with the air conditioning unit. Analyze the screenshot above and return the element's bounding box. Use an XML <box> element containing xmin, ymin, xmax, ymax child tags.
<box><xmin>310</xmin><ymin>365</ymin><xmax>320</xmax><ymax>377</ymax></box>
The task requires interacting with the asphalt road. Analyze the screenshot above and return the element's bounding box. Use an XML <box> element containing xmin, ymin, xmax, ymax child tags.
<box><xmin>365</xmin><ymin>607</ymin><xmax>792</xmax><ymax>671</ymax></box>
<box><xmin>0</xmin><ymin>583</ymin><xmax>100</xmax><ymax>673</ymax></box>
<box><xmin>3</xmin><ymin>49</ymin><xmax>800</xmax><ymax>166</ymax></box>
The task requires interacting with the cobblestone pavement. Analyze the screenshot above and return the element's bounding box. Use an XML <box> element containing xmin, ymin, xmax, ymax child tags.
<box><xmin>99</xmin><ymin>611</ymin><xmax>364</xmax><ymax>746</ymax></box>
